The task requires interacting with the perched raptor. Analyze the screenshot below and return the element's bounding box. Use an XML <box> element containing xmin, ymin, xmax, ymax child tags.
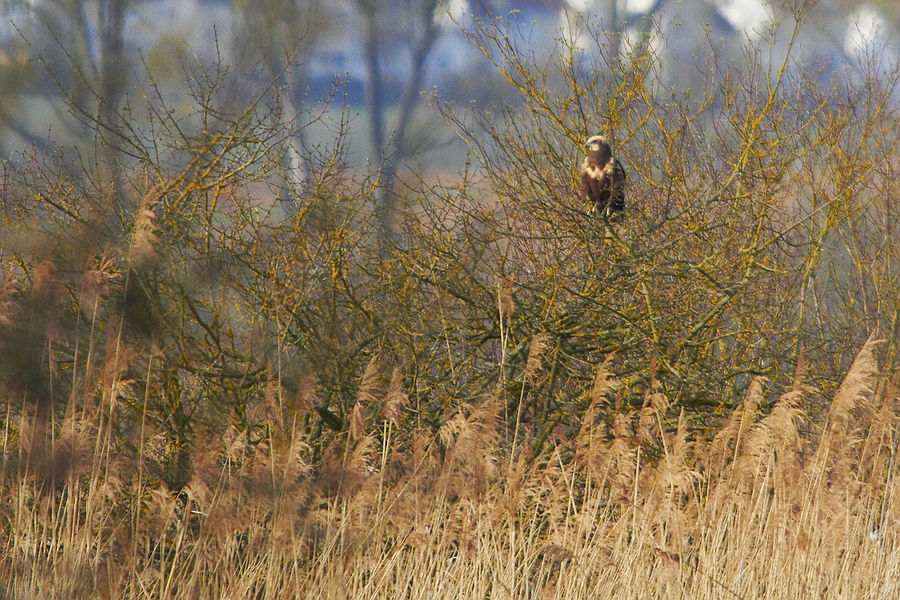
<box><xmin>581</xmin><ymin>134</ymin><xmax>627</xmax><ymax>218</ymax></box>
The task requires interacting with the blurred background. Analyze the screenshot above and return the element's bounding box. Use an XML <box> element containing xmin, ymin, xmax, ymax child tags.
<box><xmin>1</xmin><ymin>0</ymin><xmax>897</xmax><ymax>174</ymax></box>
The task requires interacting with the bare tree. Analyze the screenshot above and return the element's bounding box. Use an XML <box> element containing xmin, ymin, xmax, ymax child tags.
<box><xmin>231</xmin><ymin>0</ymin><xmax>334</xmax><ymax>215</ymax></box>
<box><xmin>353</xmin><ymin>0</ymin><xmax>443</xmax><ymax>242</ymax></box>
<box><xmin>3</xmin><ymin>0</ymin><xmax>132</xmax><ymax>214</ymax></box>
<box><xmin>98</xmin><ymin>0</ymin><xmax>128</xmax><ymax>211</ymax></box>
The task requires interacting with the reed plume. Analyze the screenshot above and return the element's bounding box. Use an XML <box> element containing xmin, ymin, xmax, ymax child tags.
<box><xmin>523</xmin><ymin>333</ymin><xmax>549</xmax><ymax>381</ymax></box>
<box><xmin>827</xmin><ymin>333</ymin><xmax>880</xmax><ymax>436</ymax></box>
<box><xmin>129</xmin><ymin>185</ymin><xmax>162</xmax><ymax>269</ymax></box>
<box><xmin>575</xmin><ymin>356</ymin><xmax>617</xmax><ymax>479</ymax></box>
<box><xmin>382</xmin><ymin>367</ymin><xmax>409</xmax><ymax>425</ymax></box>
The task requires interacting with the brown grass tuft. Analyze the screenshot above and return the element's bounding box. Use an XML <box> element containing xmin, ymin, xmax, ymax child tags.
<box><xmin>129</xmin><ymin>185</ymin><xmax>162</xmax><ymax>268</ymax></box>
<box><xmin>590</xmin><ymin>354</ymin><xmax>617</xmax><ymax>408</ymax></box>
<box><xmin>524</xmin><ymin>332</ymin><xmax>549</xmax><ymax>380</ymax></box>
<box><xmin>497</xmin><ymin>278</ymin><xmax>514</xmax><ymax>321</ymax></box>
<box><xmin>357</xmin><ymin>355</ymin><xmax>381</xmax><ymax>406</ymax></box>
<box><xmin>381</xmin><ymin>367</ymin><xmax>409</xmax><ymax>425</ymax></box>
<box><xmin>78</xmin><ymin>253</ymin><xmax>117</xmax><ymax>319</ymax></box>
<box><xmin>292</xmin><ymin>373</ymin><xmax>320</xmax><ymax>416</ymax></box>
<box><xmin>262</xmin><ymin>367</ymin><xmax>282</xmax><ymax>426</ymax></box>
<box><xmin>349</xmin><ymin>401</ymin><xmax>366</xmax><ymax>441</ymax></box>
<box><xmin>32</xmin><ymin>259</ymin><xmax>59</xmax><ymax>304</ymax></box>
<box><xmin>763</xmin><ymin>388</ymin><xmax>806</xmax><ymax>492</ymax></box>
<box><xmin>828</xmin><ymin>333</ymin><xmax>881</xmax><ymax>435</ymax></box>
<box><xmin>438</xmin><ymin>396</ymin><xmax>502</xmax><ymax>497</ymax></box>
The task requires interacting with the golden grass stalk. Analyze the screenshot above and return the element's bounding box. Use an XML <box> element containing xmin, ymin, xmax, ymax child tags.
<box><xmin>498</xmin><ymin>278</ymin><xmax>514</xmax><ymax>384</ymax></box>
<box><xmin>381</xmin><ymin>367</ymin><xmax>409</xmax><ymax>426</ymax></box>
<box><xmin>590</xmin><ymin>353</ymin><xmax>617</xmax><ymax>408</ymax></box>
<box><xmin>129</xmin><ymin>185</ymin><xmax>162</xmax><ymax>268</ymax></box>
<box><xmin>357</xmin><ymin>355</ymin><xmax>381</xmax><ymax>406</ymax></box>
<box><xmin>3</xmin><ymin>358</ymin><xmax>898</xmax><ymax>600</ymax></box>
<box><xmin>575</xmin><ymin>355</ymin><xmax>618</xmax><ymax>481</ymax></box>
<box><xmin>828</xmin><ymin>333</ymin><xmax>881</xmax><ymax>435</ymax></box>
<box><xmin>510</xmin><ymin>333</ymin><xmax>550</xmax><ymax>464</ymax></box>
<box><xmin>349</xmin><ymin>401</ymin><xmax>366</xmax><ymax>441</ymax></box>
<box><xmin>523</xmin><ymin>332</ymin><xmax>549</xmax><ymax>381</ymax></box>
<box><xmin>2</xmin><ymin>341</ymin><xmax>897</xmax><ymax>600</ymax></box>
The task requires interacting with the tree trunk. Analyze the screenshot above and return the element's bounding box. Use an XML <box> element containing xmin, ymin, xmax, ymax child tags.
<box><xmin>357</xmin><ymin>0</ymin><xmax>440</xmax><ymax>244</ymax></box>
<box><xmin>99</xmin><ymin>0</ymin><xmax>127</xmax><ymax>217</ymax></box>
<box><xmin>377</xmin><ymin>4</ymin><xmax>439</xmax><ymax>242</ymax></box>
<box><xmin>275</xmin><ymin>64</ymin><xmax>312</xmax><ymax>218</ymax></box>
<box><xmin>361</xmin><ymin>2</ymin><xmax>386</xmax><ymax>162</ymax></box>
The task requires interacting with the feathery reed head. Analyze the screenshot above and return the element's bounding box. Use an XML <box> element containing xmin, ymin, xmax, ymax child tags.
<box><xmin>129</xmin><ymin>184</ymin><xmax>162</xmax><ymax>268</ymax></box>
<box><xmin>590</xmin><ymin>354</ymin><xmax>617</xmax><ymax>408</ymax></box>
<box><xmin>382</xmin><ymin>367</ymin><xmax>409</xmax><ymax>425</ymax></box>
<box><xmin>357</xmin><ymin>355</ymin><xmax>381</xmax><ymax>406</ymax></box>
<box><xmin>828</xmin><ymin>333</ymin><xmax>881</xmax><ymax>433</ymax></box>
<box><xmin>524</xmin><ymin>333</ymin><xmax>549</xmax><ymax>380</ymax></box>
<box><xmin>498</xmin><ymin>278</ymin><xmax>514</xmax><ymax>321</ymax></box>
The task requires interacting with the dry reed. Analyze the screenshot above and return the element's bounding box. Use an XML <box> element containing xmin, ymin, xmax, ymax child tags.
<box><xmin>0</xmin><ymin>331</ymin><xmax>897</xmax><ymax>599</ymax></box>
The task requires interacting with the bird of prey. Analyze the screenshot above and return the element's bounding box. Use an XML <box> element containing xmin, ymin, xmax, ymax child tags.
<box><xmin>581</xmin><ymin>134</ymin><xmax>627</xmax><ymax>218</ymax></box>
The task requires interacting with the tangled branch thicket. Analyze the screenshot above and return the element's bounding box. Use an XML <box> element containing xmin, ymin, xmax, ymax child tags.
<box><xmin>2</xmin><ymin>11</ymin><xmax>900</xmax><ymax>599</ymax></box>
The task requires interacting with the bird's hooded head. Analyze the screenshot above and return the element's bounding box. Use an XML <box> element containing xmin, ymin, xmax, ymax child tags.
<box><xmin>584</xmin><ymin>135</ymin><xmax>610</xmax><ymax>152</ymax></box>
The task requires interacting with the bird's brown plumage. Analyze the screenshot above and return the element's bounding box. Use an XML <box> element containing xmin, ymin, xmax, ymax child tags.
<box><xmin>581</xmin><ymin>135</ymin><xmax>626</xmax><ymax>217</ymax></box>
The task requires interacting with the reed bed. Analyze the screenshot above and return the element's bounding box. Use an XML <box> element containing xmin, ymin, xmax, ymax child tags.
<box><xmin>1</xmin><ymin>335</ymin><xmax>896</xmax><ymax>599</ymax></box>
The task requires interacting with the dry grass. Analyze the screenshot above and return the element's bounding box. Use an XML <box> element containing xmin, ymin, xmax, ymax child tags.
<box><xmin>2</xmin><ymin>5</ymin><xmax>899</xmax><ymax>597</ymax></box>
<box><xmin>1</xmin><ymin>337</ymin><xmax>897</xmax><ymax>599</ymax></box>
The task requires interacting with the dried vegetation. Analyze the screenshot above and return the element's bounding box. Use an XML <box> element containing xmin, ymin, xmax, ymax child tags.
<box><xmin>2</xmin><ymin>6</ymin><xmax>900</xmax><ymax>598</ymax></box>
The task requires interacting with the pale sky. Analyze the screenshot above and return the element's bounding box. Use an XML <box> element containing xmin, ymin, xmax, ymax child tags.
<box><xmin>565</xmin><ymin>0</ymin><xmax>775</xmax><ymax>34</ymax></box>
<box><xmin>717</xmin><ymin>0</ymin><xmax>773</xmax><ymax>32</ymax></box>
<box><xmin>844</xmin><ymin>5</ymin><xmax>888</xmax><ymax>54</ymax></box>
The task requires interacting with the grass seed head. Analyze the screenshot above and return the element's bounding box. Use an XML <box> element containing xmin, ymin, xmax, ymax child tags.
<box><xmin>382</xmin><ymin>367</ymin><xmax>409</xmax><ymax>425</ymax></box>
